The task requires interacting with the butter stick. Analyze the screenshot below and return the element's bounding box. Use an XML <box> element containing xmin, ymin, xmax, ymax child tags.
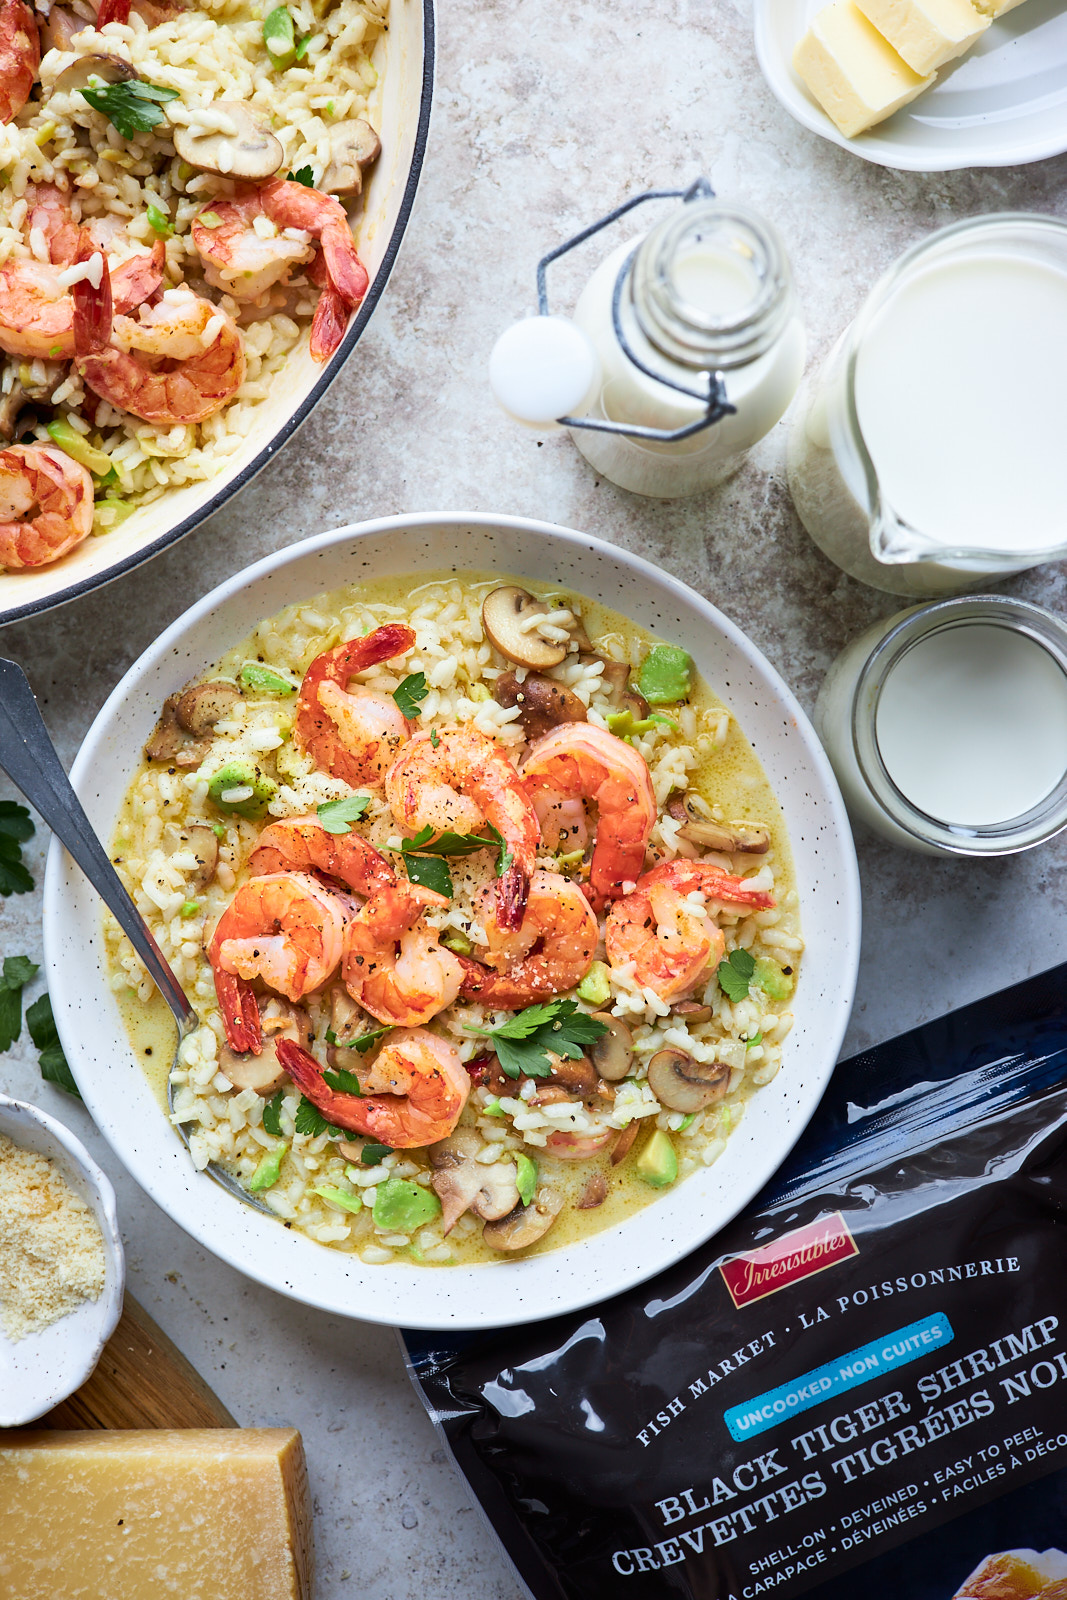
<box><xmin>854</xmin><ymin>0</ymin><xmax>990</xmax><ymax>74</ymax></box>
<box><xmin>793</xmin><ymin>0</ymin><xmax>934</xmax><ymax>138</ymax></box>
<box><xmin>0</xmin><ymin>1429</ymin><xmax>313</xmax><ymax>1600</ymax></box>
<box><xmin>970</xmin><ymin>0</ymin><xmax>1028</xmax><ymax>16</ymax></box>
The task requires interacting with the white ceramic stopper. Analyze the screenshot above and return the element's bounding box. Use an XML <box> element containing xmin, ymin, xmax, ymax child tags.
<box><xmin>489</xmin><ymin>315</ymin><xmax>599</xmax><ymax>426</ymax></box>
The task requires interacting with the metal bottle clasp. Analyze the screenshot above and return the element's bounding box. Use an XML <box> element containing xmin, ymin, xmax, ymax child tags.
<box><xmin>537</xmin><ymin>176</ymin><xmax>736</xmax><ymax>442</ymax></box>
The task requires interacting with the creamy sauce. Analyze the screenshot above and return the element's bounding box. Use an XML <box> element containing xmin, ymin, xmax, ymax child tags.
<box><xmin>114</xmin><ymin>568</ymin><xmax>798</xmax><ymax>1266</ymax></box>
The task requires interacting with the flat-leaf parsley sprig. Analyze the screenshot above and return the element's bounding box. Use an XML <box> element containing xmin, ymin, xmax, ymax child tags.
<box><xmin>0</xmin><ymin>800</ymin><xmax>35</xmax><ymax>896</ymax></box>
<box><xmin>392</xmin><ymin>672</ymin><xmax>429</xmax><ymax>719</ymax></box>
<box><xmin>392</xmin><ymin>822</ymin><xmax>513</xmax><ymax>900</ymax></box>
<box><xmin>79</xmin><ymin>79</ymin><xmax>180</xmax><ymax>139</ymax></box>
<box><xmin>469</xmin><ymin>998</ymin><xmax>608</xmax><ymax>1080</ymax></box>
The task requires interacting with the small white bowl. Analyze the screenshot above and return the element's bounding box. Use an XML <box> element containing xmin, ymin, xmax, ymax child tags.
<box><xmin>0</xmin><ymin>1096</ymin><xmax>124</xmax><ymax>1426</ymax></box>
<box><xmin>44</xmin><ymin>514</ymin><xmax>861</xmax><ymax>1330</ymax></box>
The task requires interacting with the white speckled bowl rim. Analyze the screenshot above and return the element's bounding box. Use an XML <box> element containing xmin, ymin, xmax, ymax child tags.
<box><xmin>44</xmin><ymin>514</ymin><xmax>861</xmax><ymax>1331</ymax></box>
<box><xmin>0</xmin><ymin>1095</ymin><xmax>125</xmax><ymax>1425</ymax></box>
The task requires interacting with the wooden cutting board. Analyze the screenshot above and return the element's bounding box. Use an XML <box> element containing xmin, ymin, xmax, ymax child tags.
<box><xmin>25</xmin><ymin>1292</ymin><xmax>235</xmax><ymax>1431</ymax></box>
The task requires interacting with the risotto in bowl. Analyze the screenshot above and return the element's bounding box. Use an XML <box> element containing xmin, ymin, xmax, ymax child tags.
<box><xmin>44</xmin><ymin>515</ymin><xmax>860</xmax><ymax>1328</ymax></box>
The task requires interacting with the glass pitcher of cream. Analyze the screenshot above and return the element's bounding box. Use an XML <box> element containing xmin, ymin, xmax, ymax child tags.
<box><xmin>788</xmin><ymin>214</ymin><xmax>1067</xmax><ymax>597</ymax></box>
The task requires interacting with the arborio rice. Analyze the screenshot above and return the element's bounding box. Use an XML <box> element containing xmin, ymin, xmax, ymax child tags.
<box><xmin>105</xmin><ymin>572</ymin><xmax>804</xmax><ymax>1267</ymax></box>
<box><xmin>0</xmin><ymin>0</ymin><xmax>385</xmax><ymax>565</ymax></box>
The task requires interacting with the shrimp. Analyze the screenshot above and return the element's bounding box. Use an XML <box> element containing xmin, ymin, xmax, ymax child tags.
<box><xmin>247</xmin><ymin>814</ymin><xmax>397</xmax><ymax>898</ymax></box>
<box><xmin>73</xmin><ymin>261</ymin><xmax>245</xmax><ymax>425</ymax></box>
<box><xmin>458</xmin><ymin>869</ymin><xmax>599</xmax><ymax>1008</ymax></box>
<box><xmin>385</xmin><ymin>726</ymin><xmax>540</xmax><ymax>930</ymax></box>
<box><xmin>522</xmin><ymin>723</ymin><xmax>657</xmax><ymax>911</ymax></box>
<box><xmin>342</xmin><ymin>883</ymin><xmax>464</xmax><ymax>1027</ymax></box>
<box><xmin>294</xmin><ymin>623</ymin><xmax>415</xmax><ymax>787</ymax></box>
<box><xmin>605</xmin><ymin>858</ymin><xmax>776</xmax><ymax>1003</ymax></box>
<box><xmin>0</xmin><ymin>0</ymin><xmax>39</xmax><ymax>125</ymax></box>
<box><xmin>207</xmin><ymin>871</ymin><xmax>352</xmax><ymax>1052</ymax></box>
<box><xmin>0</xmin><ymin>445</ymin><xmax>94</xmax><ymax>569</ymax></box>
<box><xmin>275</xmin><ymin>1028</ymin><xmax>470</xmax><ymax>1148</ymax></box>
<box><xmin>192</xmin><ymin>178</ymin><xmax>369</xmax><ymax>362</ymax></box>
<box><xmin>0</xmin><ymin>243</ymin><xmax>165</xmax><ymax>361</ymax></box>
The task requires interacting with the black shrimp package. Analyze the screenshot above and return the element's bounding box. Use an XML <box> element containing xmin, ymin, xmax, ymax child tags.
<box><xmin>404</xmin><ymin>966</ymin><xmax>1067</xmax><ymax>1600</ymax></box>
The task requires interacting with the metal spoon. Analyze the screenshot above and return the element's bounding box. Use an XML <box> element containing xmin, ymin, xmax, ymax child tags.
<box><xmin>0</xmin><ymin>657</ymin><xmax>270</xmax><ymax>1212</ymax></box>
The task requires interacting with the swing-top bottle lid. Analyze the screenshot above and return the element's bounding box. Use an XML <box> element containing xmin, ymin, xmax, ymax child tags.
<box><xmin>489</xmin><ymin>315</ymin><xmax>598</xmax><ymax>426</ymax></box>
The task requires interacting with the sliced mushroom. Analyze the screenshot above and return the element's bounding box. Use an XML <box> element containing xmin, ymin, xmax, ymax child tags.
<box><xmin>175</xmin><ymin>679</ymin><xmax>242</xmax><ymax>737</ymax></box>
<box><xmin>492</xmin><ymin>670</ymin><xmax>587</xmax><ymax>741</ymax></box>
<box><xmin>667</xmin><ymin>795</ymin><xmax>770</xmax><ymax>855</ymax></box>
<box><xmin>482</xmin><ymin>1188</ymin><xmax>563</xmax><ymax>1253</ymax></box>
<box><xmin>589</xmin><ymin>1014</ymin><xmax>633</xmax><ymax>1082</ymax></box>
<box><xmin>172</xmin><ymin>104</ymin><xmax>284</xmax><ymax>181</ymax></box>
<box><xmin>51</xmin><ymin>53</ymin><xmax>137</xmax><ymax>94</ymax></box>
<box><xmin>326</xmin><ymin>986</ymin><xmax>371</xmax><ymax>1072</ymax></box>
<box><xmin>646</xmin><ymin>1049</ymin><xmax>730</xmax><ymax>1114</ymax></box>
<box><xmin>218</xmin><ymin>1002</ymin><xmax>312</xmax><ymax>1095</ymax></box>
<box><xmin>429</xmin><ymin>1128</ymin><xmax>520</xmax><ymax>1234</ymax></box>
<box><xmin>584</xmin><ymin>655</ymin><xmax>651</xmax><ymax>721</ymax></box>
<box><xmin>319</xmin><ymin>117</ymin><xmax>381</xmax><ymax>196</ymax></box>
<box><xmin>184</xmin><ymin>823</ymin><xmax>219</xmax><ymax>891</ymax></box>
<box><xmin>671</xmin><ymin>1000</ymin><xmax>713</xmax><ymax>1025</ymax></box>
<box><xmin>577</xmin><ymin>1172</ymin><xmax>608</xmax><ymax>1209</ymax></box>
<box><xmin>620</xmin><ymin>686</ymin><xmax>653</xmax><ymax>722</ymax></box>
<box><xmin>610</xmin><ymin>1120</ymin><xmax>640</xmax><ymax>1166</ymax></box>
<box><xmin>143</xmin><ymin>695</ymin><xmax>210</xmax><ymax>768</ymax></box>
<box><xmin>546</xmin><ymin>1050</ymin><xmax>598</xmax><ymax>1099</ymax></box>
<box><xmin>482</xmin><ymin>587</ymin><xmax>569</xmax><ymax>670</ymax></box>
<box><xmin>0</xmin><ymin>382</ymin><xmax>31</xmax><ymax>443</ymax></box>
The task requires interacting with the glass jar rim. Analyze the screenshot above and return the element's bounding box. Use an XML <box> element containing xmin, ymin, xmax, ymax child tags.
<box><xmin>850</xmin><ymin>595</ymin><xmax>1067</xmax><ymax>857</ymax></box>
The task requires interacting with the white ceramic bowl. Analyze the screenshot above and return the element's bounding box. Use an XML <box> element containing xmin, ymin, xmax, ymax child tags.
<box><xmin>44</xmin><ymin>514</ymin><xmax>861</xmax><ymax>1329</ymax></box>
<box><xmin>0</xmin><ymin>0</ymin><xmax>433</xmax><ymax>628</ymax></box>
<box><xmin>755</xmin><ymin>0</ymin><xmax>1067</xmax><ymax>172</ymax></box>
<box><xmin>0</xmin><ymin>1095</ymin><xmax>124</xmax><ymax>1425</ymax></box>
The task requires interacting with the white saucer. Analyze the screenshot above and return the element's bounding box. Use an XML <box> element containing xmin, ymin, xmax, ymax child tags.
<box><xmin>754</xmin><ymin>0</ymin><xmax>1067</xmax><ymax>171</ymax></box>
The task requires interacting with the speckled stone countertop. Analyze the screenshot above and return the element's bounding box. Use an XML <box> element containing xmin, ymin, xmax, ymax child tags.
<box><xmin>2</xmin><ymin>2</ymin><xmax>1067</xmax><ymax>1594</ymax></box>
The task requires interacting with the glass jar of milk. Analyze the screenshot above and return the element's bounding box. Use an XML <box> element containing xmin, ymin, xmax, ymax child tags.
<box><xmin>788</xmin><ymin>215</ymin><xmax>1067</xmax><ymax>597</ymax></box>
<box><xmin>815</xmin><ymin>597</ymin><xmax>1067</xmax><ymax>857</ymax></box>
<box><xmin>569</xmin><ymin>201</ymin><xmax>806</xmax><ymax>497</ymax></box>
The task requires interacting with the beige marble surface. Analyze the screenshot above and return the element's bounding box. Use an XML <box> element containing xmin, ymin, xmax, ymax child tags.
<box><xmin>2</xmin><ymin>1</ymin><xmax>1067</xmax><ymax>1594</ymax></box>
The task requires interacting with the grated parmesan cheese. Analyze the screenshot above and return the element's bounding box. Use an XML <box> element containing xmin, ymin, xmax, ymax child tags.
<box><xmin>0</xmin><ymin>1133</ymin><xmax>106</xmax><ymax>1342</ymax></box>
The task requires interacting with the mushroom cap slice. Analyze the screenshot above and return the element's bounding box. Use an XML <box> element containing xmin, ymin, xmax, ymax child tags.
<box><xmin>143</xmin><ymin>694</ymin><xmax>210</xmax><ymax>767</ymax></box>
<box><xmin>184</xmin><ymin>823</ymin><xmax>219</xmax><ymax>892</ymax></box>
<box><xmin>172</xmin><ymin>104</ymin><xmax>284</xmax><ymax>181</ymax></box>
<box><xmin>589</xmin><ymin>1014</ymin><xmax>633</xmax><ymax>1082</ymax></box>
<box><xmin>646</xmin><ymin>1049</ymin><xmax>730</xmax><ymax>1114</ymax></box>
<box><xmin>493</xmin><ymin>670</ymin><xmax>587</xmax><ymax>741</ymax></box>
<box><xmin>218</xmin><ymin>1003</ymin><xmax>312</xmax><ymax>1095</ymax></box>
<box><xmin>482</xmin><ymin>1188</ymin><xmax>564</xmax><ymax>1253</ymax></box>
<box><xmin>319</xmin><ymin>117</ymin><xmax>381</xmax><ymax>196</ymax></box>
<box><xmin>482</xmin><ymin>586</ymin><xmax>569</xmax><ymax>669</ymax></box>
<box><xmin>667</xmin><ymin>795</ymin><xmax>770</xmax><ymax>855</ymax></box>
<box><xmin>175</xmin><ymin>679</ymin><xmax>241</xmax><ymax>737</ymax></box>
<box><xmin>52</xmin><ymin>53</ymin><xmax>137</xmax><ymax>93</ymax></box>
<box><xmin>430</xmin><ymin>1128</ymin><xmax>520</xmax><ymax>1234</ymax></box>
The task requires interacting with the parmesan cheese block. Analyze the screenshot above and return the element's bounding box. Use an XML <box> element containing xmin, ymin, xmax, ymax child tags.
<box><xmin>0</xmin><ymin>1429</ymin><xmax>313</xmax><ymax>1600</ymax></box>
<box><xmin>855</xmin><ymin>0</ymin><xmax>990</xmax><ymax>73</ymax></box>
<box><xmin>793</xmin><ymin>0</ymin><xmax>934</xmax><ymax>137</ymax></box>
<box><xmin>971</xmin><ymin>0</ymin><xmax>1028</xmax><ymax>17</ymax></box>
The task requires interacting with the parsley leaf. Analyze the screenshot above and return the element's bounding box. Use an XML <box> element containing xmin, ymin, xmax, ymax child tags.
<box><xmin>262</xmin><ymin>1089</ymin><xmax>284</xmax><ymax>1137</ymax></box>
<box><xmin>717</xmin><ymin>947</ymin><xmax>756</xmax><ymax>1003</ymax></box>
<box><xmin>293</xmin><ymin>1096</ymin><xmax>342</xmax><ymax>1138</ymax></box>
<box><xmin>323</xmin><ymin>1065</ymin><xmax>363</xmax><ymax>1095</ymax></box>
<box><xmin>469</xmin><ymin>999</ymin><xmax>608</xmax><ymax>1080</ymax></box>
<box><xmin>401</xmin><ymin>851</ymin><xmax>453</xmax><ymax>898</ymax></box>
<box><xmin>79</xmin><ymin>79</ymin><xmax>180</xmax><ymax>140</ymax></box>
<box><xmin>0</xmin><ymin>802</ymin><xmax>35</xmax><ymax>896</ymax></box>
<box><xmin>288</xmin><ymin>163</ymin><xmax>314</xmax><ymax>184</ymax></box>
<box><xmin>393</xmin><ymin>672</ymin><xmax>428</xmax><ymax>719</ymax></box>
<box><xmin>430</xmin><ymin>726</ymin><xmax>440</xmax><ymax>749</ymax></box>
<box><xmin>325</xmin><ymin>1023</ymin><xmax>391</xmax><ymax>1054</ymax></box>
<box><xmin>0</xmin><ymin>955</ymin><xmax>38</xmax><ymax>1052</ymax></box>
<box><xmin>316</xmin><ymin>793</ymin><xmax>371</xmax><ymax>835</ymax></box>
<box><xmin>26</xmin><ymin>993</ymin><xmax>80</xmax><ymax>1098</ymax></box>
<box><xmin>361</xmin><ymin>1141</ymin><xmax>393</xmax><ymax>1164</ymax></box>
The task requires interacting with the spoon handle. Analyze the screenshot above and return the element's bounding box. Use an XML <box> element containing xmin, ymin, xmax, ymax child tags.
<box><xmin>0</xmin><ymin>658</ymin><xmax>197</xmax><ymax>1033</ymax></box>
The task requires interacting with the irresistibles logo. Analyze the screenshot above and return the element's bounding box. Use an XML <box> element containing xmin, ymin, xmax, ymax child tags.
<box><xmin>720</xmin><ymin>1213</ymin><xmax>858</xmax><ymax>1308</ymax></box>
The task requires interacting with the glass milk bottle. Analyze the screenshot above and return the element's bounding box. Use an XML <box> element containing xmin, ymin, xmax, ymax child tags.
<box><xmin>490</xmin><ymin>188</ymin><xmax>806</xmax><ymax>499</ymax></box>
<box><xmin>788</xmin><ymin>214</ymin><xmax>1067</xmax><ymax>597</ymax></box>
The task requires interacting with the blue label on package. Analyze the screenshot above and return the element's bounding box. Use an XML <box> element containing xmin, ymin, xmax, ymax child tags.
<box><xmin>724</xmin><ymin>1312</ymin><xmax>954</xmax><ymax>1441</ymax></box>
